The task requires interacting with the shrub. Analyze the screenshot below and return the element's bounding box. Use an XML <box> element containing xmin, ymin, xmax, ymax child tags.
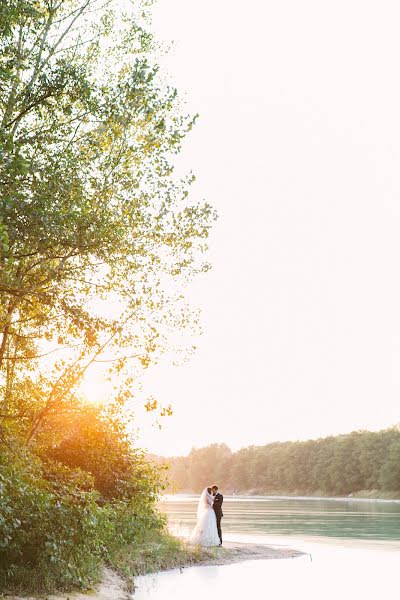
<box><xmin>0</xmin><ymin>430</ymin><xmax>168</xmax><ymax>594</ymax></box>
<box><xmin>0</xmin><ymin>451</ymin><xmax>104</xmax><ymax>592</ymax></box>
<box><xmin>43</xmin><ymin>405</ymin><xmax>167</xmax><ymax>502</ymax></box>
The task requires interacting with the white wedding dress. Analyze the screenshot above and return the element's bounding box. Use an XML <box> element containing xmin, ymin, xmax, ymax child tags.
<box><xmin>189</xmin><ymin>488</ymin><xmax>220</xmax><ymax>546</ymax></box>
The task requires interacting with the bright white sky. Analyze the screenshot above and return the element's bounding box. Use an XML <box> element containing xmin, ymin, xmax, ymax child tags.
<box><xmin>122</xmin><ymin>0</ymin><xmax>400</xmax><ymax>456</ymax></box>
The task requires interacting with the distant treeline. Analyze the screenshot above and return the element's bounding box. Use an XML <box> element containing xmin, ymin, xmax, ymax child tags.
<box><xmin>156</xmin><ymin>428</ymin><xmax>400</xmax><ymax>497</ymax></box>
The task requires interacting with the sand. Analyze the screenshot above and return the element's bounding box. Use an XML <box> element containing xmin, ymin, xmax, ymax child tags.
<box><xmin>197</xmin><ymin>541</ymin><xmax>304</xmax><ymax>566</ymax></box>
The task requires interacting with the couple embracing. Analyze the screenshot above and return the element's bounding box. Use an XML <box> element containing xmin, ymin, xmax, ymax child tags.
<box><xmin>189</xmin><ymin>484</ymin><xmax>223</xmax><ymax>547</ymax></box>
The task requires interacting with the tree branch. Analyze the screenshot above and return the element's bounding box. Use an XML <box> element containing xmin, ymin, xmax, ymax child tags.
<box><xmin>5</xmin><ymin>91</ymin><xmax>59</xmax><ymax>129</ymax></box>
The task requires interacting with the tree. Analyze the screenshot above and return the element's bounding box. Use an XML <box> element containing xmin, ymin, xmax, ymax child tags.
<box><xmin>379</xmin><ymin>440</ymin><xmax>400</xmax><ymax>491</ymax></box>
<box><xmin>42</xmin><ymin>401</ymin><xmax>164</xmax><ymax>500</ymax></box>
<box><xmin>163</xmin><ymin>428</ymin><xmax>400</xmax><ymax>496</ymax></box>
<box><xmin>0</xmin><ymin>3</ymin><xmax>215</xmax><ymax>592</ymax></box>
<box><xmin>182</xmin><ymin>444</ymin><xmax>232</xmax><ymax>491</ymax></box>
<box><xmin>0</xmin><ymin>0</ymin><xmax>216</xmax><ymax>443</ymax></box>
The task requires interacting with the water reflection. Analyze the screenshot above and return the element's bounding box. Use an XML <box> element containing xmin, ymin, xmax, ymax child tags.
<box><xmin>133</xmin><ymin>497</ymin><xmax>400</xmax><ymax>599</ymax></box>
<box><xmin>160</xmin><ymin>495</ymin><xmax>400</xmax><ymax>541</ymax></box>
<box><xmin>134</xmin><ymin>542</ymin><xmax>397</xmax><ymax>600</ymax></box>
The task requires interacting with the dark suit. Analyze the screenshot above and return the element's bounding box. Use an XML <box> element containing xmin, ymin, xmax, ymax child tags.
<box><xmin>212</xmin><ymin>492</ymin><xmax>223</xmax><ymax>544</ymax></box>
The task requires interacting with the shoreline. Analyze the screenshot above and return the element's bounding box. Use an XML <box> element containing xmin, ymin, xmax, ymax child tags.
<box><xmin>164</xmin><ymin>492</ymin><xmax>400</xmax><ymax>502</ymax></box>
<box><xmin>179</xmin><ymin>540</ymin><xmax>305</xmax><ymax>566</ymax></box>
<box><xmin>4</xmin><ymin>542</ymin><xmax>304</xmax><ymax>600</ymax></box>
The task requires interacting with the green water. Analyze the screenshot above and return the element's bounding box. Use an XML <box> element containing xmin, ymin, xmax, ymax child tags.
<box><xmin>135</xmin><ymin>495</ymin><xmax>400</xmax><ymax>599</ymax></box>
<box><xmin>160</xmin><ymin>494</ymin><xmax>400</xmax><ymax>541</ymax></box>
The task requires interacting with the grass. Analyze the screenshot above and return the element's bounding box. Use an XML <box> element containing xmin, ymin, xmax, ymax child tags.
<box><xmin>107</xmin><ymin>529</ymin><xmax>218</xmax><ymax>585</ymax></box>
<box><xmin>0</xmin><ymin>531</ymin><xmax>218</xmax><ymax>598</ymax></box>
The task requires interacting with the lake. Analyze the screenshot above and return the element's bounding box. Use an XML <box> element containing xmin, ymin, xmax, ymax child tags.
<box><xmin>133</xmin><ymin>495</ymin><xmax>400</xmax><ymax>599</ymax></box>
<box><xmin>159</xmin><ymin>494</ymin><xmax>400</xmax><ymax>541</ymax></box>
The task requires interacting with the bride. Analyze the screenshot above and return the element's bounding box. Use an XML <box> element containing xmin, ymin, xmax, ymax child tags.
<box><xmin>189</xmin><ymin>487</ymin><xmax>221</xmax><ymax>546</ymax></box>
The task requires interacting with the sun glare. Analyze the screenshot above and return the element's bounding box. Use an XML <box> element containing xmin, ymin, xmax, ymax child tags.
<box><xmin>78</xmin><ymin>371</ymin><xmax>114</xmax><ymax>405</ymax></box>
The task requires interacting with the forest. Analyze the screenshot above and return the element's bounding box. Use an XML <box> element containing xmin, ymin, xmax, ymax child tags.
<box><xmin>161</xmin><ymin>427</ymin><xmax>400</xmax><ymax>497</ymax></box>
<box><xmin>0</xmin><ymin>0</ymin><xmax>213</xmax><ymax>593</ymax></box>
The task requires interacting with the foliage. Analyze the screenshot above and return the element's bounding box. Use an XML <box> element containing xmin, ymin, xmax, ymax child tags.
<box><xmin>0</xmin><ymin>402</ymin><xmax>169</xmax><ymax>593</ymax></box>
<box><xmin>0</xmin><ymin>1</ymin><xmax>216</xmax><ymax>593</ymax></box>
<box><xmin>0</xmin><ymin>0</ymin><xmax>216</xmax><ymax>444</ymax></box>
<box><xmin>107</xmin><ymin>528</ymin><xmax>213</xmax><ymax>581</ymax></box>
<box><xmin>0</xmin><ymin>449</ymin><xmax>104</xmax><ymax>592</ymax></box>
<box><xmin>163</xmin><ymin>427</ymin><xmax>400</xmax><ymax>496</ymax></box>
<box><xmin>42</xmin><ymin>402</ymin><xmax>167</xmax><ymax>500</ymax></box>
<box><xmin>379</xmin><ymin>440</ymin><xmax>400</xmax><ymax>491</ymax></box>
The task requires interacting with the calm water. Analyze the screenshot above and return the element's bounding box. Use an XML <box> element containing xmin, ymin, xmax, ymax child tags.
<box><xmin>133</xmin><ymin>495</ymin><xmax>400</xmax><ymax>599</ymax></box>
<box><xmin>159</xmin><ymin>494</ymin><xmax>400</xmax><ymax>541</ymax></box>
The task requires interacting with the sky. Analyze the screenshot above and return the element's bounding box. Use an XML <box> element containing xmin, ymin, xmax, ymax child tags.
<box><xmin>112</xmin><ymin>0</ymin><xmax>400</xmax><ymax>456</ymax></box>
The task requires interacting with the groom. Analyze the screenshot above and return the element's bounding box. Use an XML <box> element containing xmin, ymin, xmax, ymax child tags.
<box><xmin>211</xmin><ymin>484</ymin><xmax>223</xmax><ymax>545</ymax></box>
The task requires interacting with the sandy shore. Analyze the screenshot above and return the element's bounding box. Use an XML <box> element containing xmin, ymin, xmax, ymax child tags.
<box><xmin>5</xmin><ymin>542</ymin><xmax>304</xmax><ymax>600</ymax></box>
<box><xmin>197</xmin><ymin>540</ymin><xmax>304</xmax><ymax>565</ymax></box>
<box><xmin>4</xmin><ymin>568</ymin><xmax>130</xmax><ymax>600</ymax></box>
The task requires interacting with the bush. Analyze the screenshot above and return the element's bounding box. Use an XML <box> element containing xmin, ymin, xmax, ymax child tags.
<box><xmin>0</xmin><ymin>399</ymin><xmax>171</xmax><ymax>594</ymax></box>
<box><xmin>0</xmin><ymin>451</ymin><xmax>105</xmax><ymax>592</ymax></box>
<box><xmin>43</xmin><ymin>405</ymin><xmax>167</xmax><ymax>502</ymax></box>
